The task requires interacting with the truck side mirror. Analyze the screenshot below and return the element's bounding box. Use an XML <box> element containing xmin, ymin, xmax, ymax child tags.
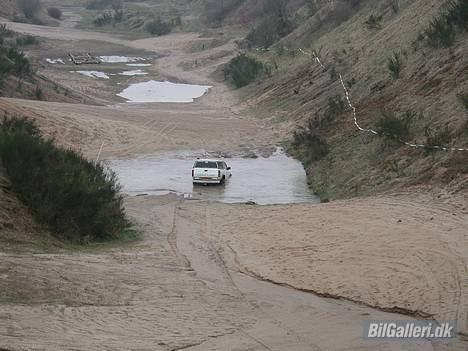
<box><xmin>227</xmin><ymin>167</ymin><xmax>231</xmax><ymax>170</ymax></box>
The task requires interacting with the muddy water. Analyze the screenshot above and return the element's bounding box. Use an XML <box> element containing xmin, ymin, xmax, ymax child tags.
<box><xmin>109</xmin><ymin>150</ymin><xmax>319</xmax><ymax>204</ymax></box>
<box><xmin>117</xmin><ymin>80</ymin><xmax>212</xmax><ymax>103</ymax></box>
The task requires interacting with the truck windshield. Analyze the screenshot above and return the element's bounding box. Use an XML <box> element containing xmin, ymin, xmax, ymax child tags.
<box><xmin>194</xmin><ymin>161</ymin><xmax>218</xmax><ymax>169</ymax></box>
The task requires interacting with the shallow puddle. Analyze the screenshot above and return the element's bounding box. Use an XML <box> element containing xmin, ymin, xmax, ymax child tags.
<box><xmin>99</xmin><ymin>56</ymin><xmax>145</xmax><ymax>63</ymax></box>
<box><xmin>117</xmin><ymin>80</ymin><xmax>212</xmax><ymax>103</ymax></box>
<box><xmin>119</xmin><ymin>70</ymin><xmax>148</xmax><ymax>76</ymax></box>
<box><xmin>109</xmin><ymin>150</ymin><xmax>319</xmax><ymax>204</ymax></box>
<box><xmin>74</xmin><ymin>70</ymin><xmax>110</xmax><ymax>79</ymax></box>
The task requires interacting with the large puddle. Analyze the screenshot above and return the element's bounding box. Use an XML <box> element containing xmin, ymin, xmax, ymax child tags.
<box><xmin>109</xmin><ymin>150</ymin><xmax>319</xmax><ymax>204</ymax></box>
<box><xmin>117</xmin><ymin>80</ymin><xmax>212</xmax><ymax>103</ymax></box>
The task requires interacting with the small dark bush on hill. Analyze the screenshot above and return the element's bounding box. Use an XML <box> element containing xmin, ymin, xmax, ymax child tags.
<box><xmin>224</xmin><ymin>54</ymin><xmax>267</xmax><ymax>88</ymax></box>
<box><xmin>18</xmin><ymin>0</ymin><xmax>41</xmax><ymax>20</ymax></box>
<box><xmin>47</xmin><ymin>7</ymin><xmax>62</xmax><ymax>20</ymax></box>
<box><xmin>375</xmin><ymin>110</ymin><xmax>414</xmax><ymax>142</ymax></box>
<box><xmin>145</xmin><ymin>18</ymin><xmax>172</xmax><ymax>36</ymax></box>
<box><xmin>290</xmin><ymin>118</ymin><xmax>329</xmax><ymax>166</ymax></box>
<box><xmin>424</xmin><ymin>0</ymin><xmax>468</xmax><ymax>47</ymax></box>
<box><xmin>16</xmin><ymin>35</ymin><xmax>39</xmax><ymax>46</ymax></box>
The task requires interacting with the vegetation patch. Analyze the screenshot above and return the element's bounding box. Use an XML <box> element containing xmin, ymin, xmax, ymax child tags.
<box><xmin>246</xmin><ymin>15</ymin><xmax>294</xmax><ymax>48</ymax></box>
<box><xmin>365</xmin><ymin>14</ymin><xmax>383</xmax><ymax>30</ymax></box>
<box><xmin>145</xmin><ymin>17</ymin><xmax>172</xmax><ymax>36</ymax></box>
<box><xmin>458</xmin><ymin>93</ymin><xmax>468</xmax><ymax>110</ymax></box>
<box><xmin>203</xmin><ymin>0</ymin><xmax>245</xmax><ymax>26</ymax></box>
<box><xmin>18</xmin><ymin>0</ymin><xmax>41</xmax><ymax>21</ymax></box>
<box><xmin>246</xmin><ymin>0</ymin><xmax>294</xmax><ymax>48</ymax></box>
<box><xmin>424</xmin><ymin>0</ymin><xmax>468</xmax><ymax>47</ymax></box>
<box><xmin>224</xmin><ymin>54</ymin><xmax>268</xmax><ymax>88</ymax></box>
<box><xmin>388</xmin><ymin>52</ymin><xmax>403</xmax><ymax>79</ymax></box>
<box><xmin>289</xmin><ymin>119</ymin><xmax>329</xmax><ymax>167</ymax></box>
<box><xmin>16</xmin><ymin>35</ymin><xmax>39</xmax><ymax>47</ymax></box>
<box><xmin>424</xmin><ymin>124</ymin><xmax>453</xmax><ymax>152</ymax></box>
<box><xmin>0</xmin><ymin>117</ymin><xmax>131</xmax><ymax>243</ymax></box>
<box><xmin>375</xmin><ymin>110</ymin><xmax>414</xmax><ymax>144</ymax></box>
<box><xmin>47</xmin><ymin>7</ymin><xmax>62</xmax><ymax>20</ymax></box>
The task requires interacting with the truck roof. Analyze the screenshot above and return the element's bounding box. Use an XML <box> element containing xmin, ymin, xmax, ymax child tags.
<box><xmin>195</xmin><ymin>159</ymin><xmax>225</xmax><ymax>162</ymax></box>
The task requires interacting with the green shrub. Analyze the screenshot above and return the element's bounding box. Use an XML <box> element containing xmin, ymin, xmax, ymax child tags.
<box><xmin>246</xmin><ymin>16</ymin><xmax>294</xmax><ymax>48</ymax></box>
<box><xmin>145</xmin><ymin>18</ymin><xmax>172</xmax><ymax>36</ymax></box>
<box><xmin>388</xmin><ymin>52</ymin><xmax>403</xmax><ymax>79</ymax></box>
<box><xmin>93</xmin><ymin>12</ymin><xmax>113</xmax><ymax>27</ymax></box>
<box><xmin>390</xmin><ymin>0</ymin><xmax>400</xmax><ymax>14</ymax></box>
<box><xmin>424</xmin><ymin>124</ymin><xmax>453</xmax><ymax>152</ymax></box>
<box><xmin>18</xmin><ymin>0</ymin><xmax>41</xmax><ymax>20</ymax></box>
<box><xmin>425</xmin><ymin>16</ymin><xmax>456</xmax><ymax>47</ymax></box>
<box><xmin>290</xmin><ymin>119</ymin><xmax>329</xmax><ymax>166</ymax></box>
<box><xmin>424</xmin><ymin>0</ymin><xmax>468</xmax><ymax>47</ymax></box>
<box><xmin>47</xmin><ymin>7</ymin><xmax>62</xmax><ymax>20</ymax></box>
<box><xmin>34</xmin><ymin>85</ymin><xmax>44</xmax><ymax>100</ymax></box>
<box><xmin>0</xmin><ymin>117</ymin><xmax>129</xmax><ymax>242</ymax></box>
<box><xmin>6</xmin><ymin>47</ymin><xmax>32</xmax><ymax>77</ymax></box>
<box><xmin>0</xmin><ymin>24</ymin><xmax>14</xmax><ymax>38</ymax></box>
<box><xmin>224</xmin><ymin>54</ymin><xmax>266</xmax><ymax>88</ymax></box>
<box><xmin>324</xmin><ymin>95</ymin><xmax>346</xmax><ymax>121</ymax></box>
<box><xmin>375</xmin><ymin>110</ymin><xmax>413</xmax><ymax>142</ymax></box>
<box><xmin>16</xmin><ymin>35</ymin><xmax>39</xmax><ymax>46</ymax></box>
<box><xmin>365</xmin><ymin>14</ymin><xmax>383</xmax><ymax>30</ymax></box>
<box><xmin>458</xmin><ymin>93</ymin><xmax>468</xmax><ymax>110</ymax></box>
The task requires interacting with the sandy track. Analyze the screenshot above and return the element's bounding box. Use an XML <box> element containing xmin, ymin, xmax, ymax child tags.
<box><xmin>3</xmin><ymin>195</ymin><xmax>465</xmax><ymax>350</ymax></box>
<box><xmin>200</xmin><ymin>195</ymin><xmax>468</xmax><ymax>333</ymax></box>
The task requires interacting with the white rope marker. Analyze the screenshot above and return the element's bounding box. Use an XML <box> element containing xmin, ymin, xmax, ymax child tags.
<box><xmin>254</xmin><ymin>47</ymin><xmax>468</xmax><ymax>152</ymax></box>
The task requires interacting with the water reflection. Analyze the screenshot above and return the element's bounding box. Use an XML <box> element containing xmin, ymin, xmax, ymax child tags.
<box><xmin>109</xmin><ymin>150</ymin><xmax>319</xmax><ymax>205</ymax></box>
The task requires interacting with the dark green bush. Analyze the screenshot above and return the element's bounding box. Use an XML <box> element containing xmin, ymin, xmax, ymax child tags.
<box><xmin>0</xmin><ymin>117</ymin><xmax>129</xmax><ymax>242</ymax></box>
<box><xmin>424</xmin><ymin>0</ymin><xmax>468</xmax><ymax>47</ymax></box>
<box><xmin>375</xmin><ymin>110</ymin><xmax>413</xmax><ymax>142</ymax></box>
<box><xmin>224</xmin><ymin>54</ymin><xmax>266</xmax><ymax>88</ymax></box>
<box><xmin>458</xmin><ymin>93</ymin><xmax>468</xmax><ymax>110</ymax></box>
<box><xmin>18</xmin><ymin>0</ymin><xmax>41</xmax><ymax>20</ymax></box>
<box><xmin>145</xmin><ymin>18</ymin><xmax>172</xmax><ymax>36</ymax></box>
<box><xmin>204</xmin><ymin>0</ymin><xmax>244</xmax><ymax>26</ymax></box>
<box><xmin>425</xmin><ymin>16</ymin><xmax>456</xmax><ymax>47</ymax></box>
<box><xmin>424</xmin><ymin>124</ymin><xmax>453</xmax><ymax>151</ymax></box>
<box><xmin>290</xmin><ymin>119</ymin><xmax>329</xmax><ymax>166</ymax></box>
<box><xmin>93</xmin><ymin>12</ymin><xmax>113</xmax><ymax>27</ymax></box>
<box><xmin>34</xmin><ymin>85</ymin><xmax>44</xmax><ymax>100</ymax></box>
<box><xmin>0</xmin><ymin>24</ymin><xmax>14</xmax><ymax>38</ymax></box>
<box><xmin>6</xmin><ymin>47</ymin><xmax>31</xmax><ymax>77</ymax></box>
<box><xmin>47</xmin><ymin>7</ymin><xmax>62</xmax><ymax>20</ymax></box>
<box><xmin>388</xmin><ymin>52</ymin><xmax>403</xmax><ymax>79</ymax></box>
<box><xmin>16</xmin><ymin>35</ymin><xmax>39</xmax><ymax>46</ymax></box>
<box><xmin>365</xmin><ymin>14</ymin><xmax>383</xmax><ymax>30</ymax></box>
<box><xmin>324</xmin><ymin>95</ymin><xmax>346</xmax><ymax>122</ymax></box>
<box><xmin>0</xmin><ymin>30</ymin><xmax>33</xmax><ymax>87</ymax></box>
<box><xmin>246</xmin><ymin>16</ymin><xmax>294</xmax><ymax>48</ymax></box>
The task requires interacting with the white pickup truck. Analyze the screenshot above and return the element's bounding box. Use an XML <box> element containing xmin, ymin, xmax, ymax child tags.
<box><xmin>192</xmin><ymin>159</ymin><xmax>231</xmax><ymax>185</ymax></box>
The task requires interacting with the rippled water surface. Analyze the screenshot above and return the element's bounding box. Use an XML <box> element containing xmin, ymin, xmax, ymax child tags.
<box><xmin>109</xmin><ymin>150</ymin><xmax>319</xmax><ymax>204</ymax></box>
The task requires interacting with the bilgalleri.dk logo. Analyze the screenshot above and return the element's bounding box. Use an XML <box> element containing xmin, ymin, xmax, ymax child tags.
<box><xmin>364</xmin><ymin>320</ymin><xmax>456</xmax><ymax>340</ymax></box>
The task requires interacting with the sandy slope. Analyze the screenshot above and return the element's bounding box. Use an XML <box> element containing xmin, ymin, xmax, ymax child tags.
<box><xmin>2</xmin><ymin>194</ymin><xmax>466</xmax><ymax>350</ymax></box>
<box><xmin>204</xmin><ymin>195</ymin><xmax>468</xmax><ymax>332</ymax></box>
